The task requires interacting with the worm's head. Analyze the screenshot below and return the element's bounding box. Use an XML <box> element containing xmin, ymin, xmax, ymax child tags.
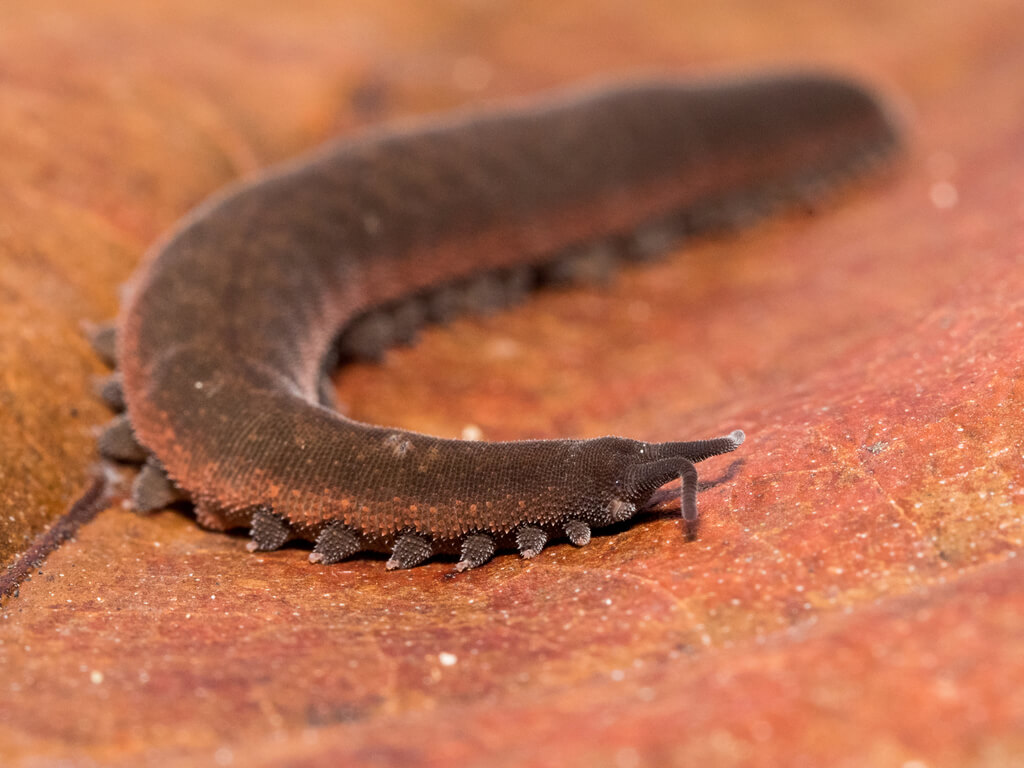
<box><xmin>577</xmin><ymin>430</ymin><xmax>745</xmax><ymax>528</ymax></box>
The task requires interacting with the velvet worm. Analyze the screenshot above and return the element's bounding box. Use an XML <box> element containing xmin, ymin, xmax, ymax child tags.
<box><xmin>92</xmin><ymin>73</ymin><xmax>900</xmax><ymax>570</ymax></box>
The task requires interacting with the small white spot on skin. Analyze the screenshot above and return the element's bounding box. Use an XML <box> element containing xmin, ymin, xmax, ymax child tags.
<box><xmin>384</xmin><ymin>433</ymin><xmax>413</xmax><ymax>457</ymax></box>
<box><xmin>461</xmin><ymin>424</ymin><xmax>483</xmax><ymax>441</ymax></box>
<box><xmin>89</xmin><ymin>670</ymin><xmax>103</xmax><ymax>684</ymax></box>
<box><xmin>438</xmin><ymin>652</ymin><xmax>458</xmax><ymax>667</ymax></box>
<box><xmin>194</xmin><ymin>381</ymin><xmax>203</xmax><ymax>390</ymax></box>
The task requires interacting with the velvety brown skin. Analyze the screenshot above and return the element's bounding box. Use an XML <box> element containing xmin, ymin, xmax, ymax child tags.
<box><xmin>114</xmin><ymin>73</ymin><xmax>900</xmax><ymax>568</ymax></box>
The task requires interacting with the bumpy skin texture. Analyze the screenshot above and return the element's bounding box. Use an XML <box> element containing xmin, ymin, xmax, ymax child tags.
<box><xmin>98</xmin><ymin>73</ymin><xmax>900</xmax><ymax>570</ymax></box>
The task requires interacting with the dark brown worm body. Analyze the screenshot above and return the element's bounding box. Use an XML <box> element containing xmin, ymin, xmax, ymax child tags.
<box><xmin>94</xmin><ymin>73</ymin><xmax>900</xmax><ymax>570</ymax></box>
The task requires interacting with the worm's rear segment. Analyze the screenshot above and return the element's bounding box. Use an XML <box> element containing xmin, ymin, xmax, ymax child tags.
<box><xmin>92</xmin><ymin>74</ymin><xmax>901</xmax><ymax>570</ymax></box>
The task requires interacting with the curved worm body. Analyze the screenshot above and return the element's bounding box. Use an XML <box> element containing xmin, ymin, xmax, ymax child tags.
<box><xmin>93</xmin><ymin>73</ymin><xmax>900</xmax><ymax>570</ymax></box>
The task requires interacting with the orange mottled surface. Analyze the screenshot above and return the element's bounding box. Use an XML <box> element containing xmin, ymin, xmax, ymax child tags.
<box><xmin>1</xmin><ymin>1</ymin><xmax>1022</xmax><ymax>766</ymax></box>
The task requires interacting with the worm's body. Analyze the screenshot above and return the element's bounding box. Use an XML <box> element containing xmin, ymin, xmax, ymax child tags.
<box><xmin>94</xmin><ymin>74</ymin><xmax>900</xmax><ymax>570</ymax></box>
